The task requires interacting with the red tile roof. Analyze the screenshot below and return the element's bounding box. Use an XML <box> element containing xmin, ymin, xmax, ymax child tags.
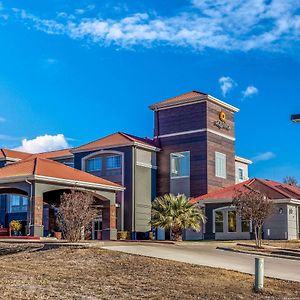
<box><xmin>0</xmin><ymin>149</ymin><xmax>32</xmax><ymax>161</ymax></box>
<box><xmin>74</xmin><ymin>132</ymin><xmax>157</xmax><ymax>152</ymax></box>
<box><xmin>149</xmin><ymin>91</ymin><xmax>207</xmax><ymax>110</ymax></box>
<box><xmin>191</xmin><ymin>178</ymin><xmax>300</xmax><ymax>204</ymax></box>
<box><xmin>0</xmin><ymin>148</ymin><xmax>74</xmax><ymax>161</ymax></box>
<box><xmin>0</xmin><ymin>157</ymin><xmax>123</xmax><ymax>190</ymax></box>
<box><xmin>30</xmin><ymin>148</ymin><xmax>73</xmax><ymax>159</ymax></box>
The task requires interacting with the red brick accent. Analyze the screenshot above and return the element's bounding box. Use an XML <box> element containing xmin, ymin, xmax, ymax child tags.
<box><xmin>109</xmin><ymin>205</ymin><xmax>116</xmax><ymax>229</ymax></box>
<box><xmin>33</xmin><ymin>196</ymin><xmax>43</xmax><ymax>225</ymax></box>
<box><xmin>102</xmin><ymin>204</ymin><xmax>116</xmax><ymax>230</ymax></box>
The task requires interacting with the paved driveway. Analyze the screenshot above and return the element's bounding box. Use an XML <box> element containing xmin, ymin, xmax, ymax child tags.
<box><xmin>103</xmin><ymin>242</ymin><xmax>300</xmax><ymax>282</ymax></box>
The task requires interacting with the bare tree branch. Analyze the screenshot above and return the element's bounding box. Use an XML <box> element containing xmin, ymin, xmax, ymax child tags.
<box><xmin>56</xmin><ymin>190</ymin><xmax>99</xmax><ymax>242</ymax></box>
<box><xmin>233</xmin><ymin>189</ymin><xmax>274</xmax><ymax>248</ymax></box>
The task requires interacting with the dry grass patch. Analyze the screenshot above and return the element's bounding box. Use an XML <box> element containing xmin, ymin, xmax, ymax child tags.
<box><xmin>0</xmin><ymin>243</ymin><xmax>299</xmax><ymax>299</ymax></box>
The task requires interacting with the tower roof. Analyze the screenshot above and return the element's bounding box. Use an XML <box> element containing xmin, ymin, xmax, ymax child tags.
<box><xmin>149</xmin><ymin>90</ymin><xmax>239</xmax><ymax>112</ymax></box>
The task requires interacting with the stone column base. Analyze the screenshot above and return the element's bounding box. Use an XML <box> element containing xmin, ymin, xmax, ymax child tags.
<box><xmin>102</xmin><ymin>228</ymin><xmax>117</xmax><ymax>240</ymax></box>
<box><xmin>26</xmin><ymin>225</ymin><xmax>44</xmax><ymax>237</ymax></box>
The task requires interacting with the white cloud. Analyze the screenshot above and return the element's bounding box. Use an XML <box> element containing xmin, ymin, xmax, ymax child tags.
<box><xmin>242</xmin><ymin>85</ymin><xmax>259</xmax><ymax>98</ymax></box>
<box><xmin>44</xmin><ymin>58</ymin><xmax>57</xmax><ymax>64</ymax></box>
<box><xmin>7</xmin><ymin>0</ymin><xmax>300</xmax><ymax>52</ymax></box>
<box><xmin>75</xmin><ymin>9</ymin><xmax>85</xmax><ymax>15</ymax></box>
<box><xmin>218</xmin><ymin>76</ymin><xmax>236</xmax><ymax>97</ymax></box>
<box><xmin>15</xmin><ymin>134</ymin><xmax>69</xmax><ymax>153</ymax></box>
<box><xmin>252</xmin><ymin>151</ymin><xmax>276</xmax><ymax>162</ymax></box>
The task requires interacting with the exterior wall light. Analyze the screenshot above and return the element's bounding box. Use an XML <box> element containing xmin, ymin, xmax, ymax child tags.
<box><xmin>279</xmin><ymin>208</ymin><xmax>283</xmax><ymax>214</ymax></box>
<box><xmin>291</xmin><ymin>114</ymin><xmax>300</xmax><ymax>123</ymax></box>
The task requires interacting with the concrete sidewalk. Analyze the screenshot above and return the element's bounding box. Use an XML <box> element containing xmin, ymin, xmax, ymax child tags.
<box><xmin>103</xmin><ymin>242</ymin><xmax>300</xmax><ymax>282</ymax></box>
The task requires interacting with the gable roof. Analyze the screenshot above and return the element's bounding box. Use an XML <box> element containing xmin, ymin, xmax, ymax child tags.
<box><xmin>149</xmin><ymin>90</ymin><xmax>239</xmax><ymax>112</ymax></box>
<box><xmin>191</xmin><ymin>178</ymin><xmax>300</xmax><ymax>204</ymax></box>
<box><xmin>0</xmin><ymin>157</ymin><xmax>123</xmax><ymax>191</ymax></box>
<box><xmin>30</xmin><ymin>148</ymin><xmax>74</xmax><ymax>160</ymax></box>
<box><xmin>0</xmin><ymin>148</ymin><xmax>74</xmax><ymax>162</ymax></box>
<box><xmin>73</xmin><ymin>132</ymin><xmax>158</xmax><ymax>153</ymax></box>
<box><xmin>0</xmin><ymin>149</ymin><xmax>32</xmax><ymax>161</ymax></box>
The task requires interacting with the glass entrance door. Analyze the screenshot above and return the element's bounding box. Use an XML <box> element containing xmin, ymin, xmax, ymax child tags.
<box><xmin>92</xmin><ymin>218</ymin><xmax>102</xmax><ymax>240</ymax></box>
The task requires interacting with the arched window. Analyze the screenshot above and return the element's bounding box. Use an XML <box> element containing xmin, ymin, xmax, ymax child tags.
<box><xmin>86</xmin><ymin>157</ymin><xmax>102</xmax><ymax>172</ymax></box>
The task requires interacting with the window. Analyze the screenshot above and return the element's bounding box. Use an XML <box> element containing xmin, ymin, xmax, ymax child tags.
<box><xmin>241</xmin><ymin>220</ymin><xmax>250</xmax><ymax>232</ymax></box>
<box><xmin>238</xmin><ymin>168</ymin><xmax>244</xmax><ymax>180</ymax></box>
<box><xmin>215</xmin><ymin>211</ymin><xmax>224</xmax><ymax>233</ymax></box>
<box><xmin>227</xmin><ymin>211</ymin><xmax>237</xmax><ymax>232</ymax></box>
<box><xmin>215</xmin><ymin>152</ymin><xmax>226</xmax><ymax>178</ymax></box>
<box><xmin>170</xmin><ymin>151</ymin><xmax>190</xmax><ymax>178</ymax></box>
<box><xmin>7</xmin><ymin>195</ymin><xmax>28</xmax><ymax>213</ymax></box>
<box><xmin>87</xmin><ymin>157</ymin><xmax>102</xmax><ymax>172</ymax></box>
<box><xmin>106</xmin><ymin>155</ymin><xmax>121</xmax><ymax>169</ymax></box>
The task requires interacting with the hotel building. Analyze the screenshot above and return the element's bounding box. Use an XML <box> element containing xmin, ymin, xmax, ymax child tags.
<box><xmin>0</xmin><ymin>90</ymin><xmax>281</xmax><ymax>241</ymax></box>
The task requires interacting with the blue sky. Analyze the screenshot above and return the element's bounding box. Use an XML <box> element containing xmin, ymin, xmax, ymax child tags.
<box><xmin>0</xmin><ymin>0</ymin><xmax>299</xmax><ymax>182</ymax></box>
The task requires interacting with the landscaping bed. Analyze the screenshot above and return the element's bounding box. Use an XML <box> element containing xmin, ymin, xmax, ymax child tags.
<box><xmin>228</xmin><ymin>241</ymin><xmax>300</xmax><ymax>259</ymax></box>
<box><xmin>0</xmin><ymin>242</ymin><xmax>299</xmax><ymax>299</ymax></box>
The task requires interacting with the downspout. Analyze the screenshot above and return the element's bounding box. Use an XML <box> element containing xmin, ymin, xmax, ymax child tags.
<box><xmin>132</xmin><ymin>146</ymin><xmax>136</xmax><ymax>240</ymax></box>
<box><xmin>25</xmin><ymin>179</ymin><xmax>33</xmax><ymax>235</ymax></box>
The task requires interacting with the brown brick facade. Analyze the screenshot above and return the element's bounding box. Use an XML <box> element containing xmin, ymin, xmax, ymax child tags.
<box><xmin>154</xmin><ymin>99</ymin><xmax>236</xmax><ymax>198</ymax></box>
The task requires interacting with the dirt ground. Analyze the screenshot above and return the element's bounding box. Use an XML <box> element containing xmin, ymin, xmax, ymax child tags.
<box><xmin>0</xmin><ymin>243</ymin><xmax>299</xmax><ymax>300</ymax></box>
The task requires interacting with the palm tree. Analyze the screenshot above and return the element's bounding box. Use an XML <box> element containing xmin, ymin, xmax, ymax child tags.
<box><xmin>150</xmin><ymin>194</ymin><xmax>206</xmax><ymax>241</ymax></box>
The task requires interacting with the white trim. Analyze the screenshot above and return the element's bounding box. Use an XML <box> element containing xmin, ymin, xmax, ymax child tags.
<box><xmin>196</xmin><ymin>198</ymin><xmax>300</xmax><ymax>205</ymax></box>
<box><xmin>235</xmin><ymin>155</ymin><xmax>253</xmax><ymax>165</ymax></box>
<box><xmin>154</xmin><ymin>128</ymin><xmax>235</xmax><ymax>141</ymax></box>
<box><xmin>171</xmin><ymin>175</ymin><xmax>190</xmax><ymax>179</ymax></box>
<box><xmin>0</xmin><ymin>157</ymin><xmax>22</xmax><ymax>162</ymax></box>
<box><xmin>273</xmin><ymin>198</ymin><xmax>300</xmax><ymax>205</ymax></box>
<box><xmin>170</xmin><ymin>151</ymin><xmax>190</xmax><ymax>179</ymax></box>
<box><xmin>0</xmin><ymin>175</ymin><xmax>35</xmax><ymax>183</ymax></box>
<box><xmin>149</xmin><ymin>94</ymin><xmax>239</xmax><ymax>113</ymax></box>
<box><xmin>34</xmin><ymin>175</ymin><xmax>125</xmax><ymax>191</ymax></box>
<box><xmin>81</xmin><ymin>150</ymin><xmax>125</xmax><ymax>230</ymax></box>
<box><xmin>133</xmin><ymin>142</ymin><xmax>160</xmax><ymax>152</ymax></box>
<box><xmin>150</xmin><ymin>99</ymin><xmax>206</xmax><ymax>111</ymax></box>
<box><xmin>136</xmin><ymin>162</ymin><xmax>158</xmax><ymax>169</ymax></box>
<box><xmin>207</xmin><ymin>95</ymin><xmax>240</xmax><ymax>112</ymax></box>
<box><xmin>0</xmin><ymin>174</ymin><xmax>124</xmax><ymax>191</ymax></box>
<box><xmin>155</xmin><ymin>129</ymin><xmax>206</xmax><ymax>139</ymax></box>
<box><xmin>207</xmin><ymin>129</ymin><xmax>235</xmax><ymax>141</ymax></box>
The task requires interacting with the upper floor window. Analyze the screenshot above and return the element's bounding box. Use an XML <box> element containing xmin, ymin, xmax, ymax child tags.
<box><xmin>106</xmin><ymin>155</ymin><xmax>121</xmax><ymax>170</ymax></box>
<box><xmin>170</xmin><ymin>151</ymin><xmax>190</xmax><ymax>178</ymax></box>
<box><xmin>7</xmin><ymin>195</ymin><xmax>28</xmax><ymax>213</ymax></box>
<box><xmin>87</xmin><ymin>157</ymin><xmax>102</xmax><ymax>172</ymax></box>
<box><xmin>215</xmin><ymin>152</ymin><xmax>226</xmax><ymax>179</ymax></box>
<box><xmin>238</xmin><ymin>168</ymin><xmax>244</xmax><ymax>180</ymax></box>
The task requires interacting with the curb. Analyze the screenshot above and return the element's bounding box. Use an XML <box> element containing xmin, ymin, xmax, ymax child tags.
<box><xmin>217</xmin><ymin>246</ymin><xmax>300</xmax><ymax>261</ymax></box>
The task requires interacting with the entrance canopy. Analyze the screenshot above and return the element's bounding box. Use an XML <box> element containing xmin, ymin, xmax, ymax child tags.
<box><xmin>0</xmin><ymin>157</ymin><xmax>124</xmax><ymax>192</ymax></box>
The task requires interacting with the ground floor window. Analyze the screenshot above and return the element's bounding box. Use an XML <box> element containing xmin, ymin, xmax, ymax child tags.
<box><xmin>215</xmin><ymin>211</ymin><xmax>224</xmax><ymax>232</ymax></box>
<box><xmin>213</xmin><ymin>207</ymin><xmax>251</xmax><ymax>234</ymax></box>
<box><xmin>227</xmin><ymin>211</ymin><xmax>237</xmax><ymax>232</ymax></box>
<box><xmin>7</xmin><ymin>195</ymin><xmax>28</xmax><ymax>213</ymax></box>
<box><xmin>241</xmin><ymin>220</ymin><xmax>250</xmax><ymax>232</ymax></box>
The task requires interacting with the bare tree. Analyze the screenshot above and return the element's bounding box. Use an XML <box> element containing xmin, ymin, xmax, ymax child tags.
<box><xmin>233</xmin><ymin>189</ymin><xmax>274</xmax><ymax>248</ymax></box>
<box><xmin>56</xmin><ymin>190</ymin><xmax>99</xmax><ymax>242</ymax></box>
<box><xmin>283</xmin><ymin>176</ymin><xmax>299</xmax><ymax>187</ymax></box>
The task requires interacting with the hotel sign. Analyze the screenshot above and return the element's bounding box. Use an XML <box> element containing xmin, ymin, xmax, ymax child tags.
<box><xmin>214</xmin><ymin>111</ymin><xmax>231</xmax><ymax>131</ymax></box>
